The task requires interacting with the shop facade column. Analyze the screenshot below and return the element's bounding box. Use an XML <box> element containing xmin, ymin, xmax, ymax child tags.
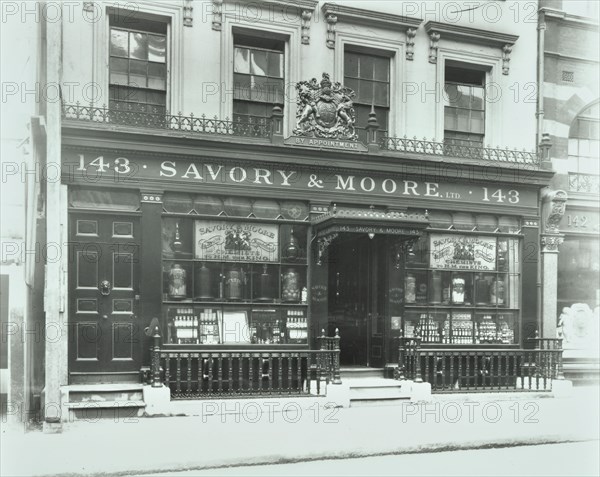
<box><xmin>540</xmin><ymin>190</ymin><xmax>567</xmax><ymax>339</ymax></box>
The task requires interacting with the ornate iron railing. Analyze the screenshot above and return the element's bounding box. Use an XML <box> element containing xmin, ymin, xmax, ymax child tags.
<box><xmin>61</xmin><ymin>102</ymin><xmax>272</xmax><ymax>138</ymax></box>
<box><xmin>380</xmin><ymin>136</ymin><xmax>541</xmax><ymax>165</ymax></box>
<box><xmin>569</xmin><ymin>172</ymin><xmax>600</xmax><ymax>194</ymax></box>
<box><xmin>397</xmin><ymin>337</ymin><xmax>564</xmax><ymax>393</ymax></box>
<box><xmin>150</xmin><ymin>328</ymin><xmax>341</xmax><ymax>399</ymax></box>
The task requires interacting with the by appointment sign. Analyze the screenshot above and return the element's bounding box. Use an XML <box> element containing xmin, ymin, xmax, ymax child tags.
<box><xmin>62</xmin><ymin>152</ymin><xmax>537</xmax><ymax>208</ymax></box>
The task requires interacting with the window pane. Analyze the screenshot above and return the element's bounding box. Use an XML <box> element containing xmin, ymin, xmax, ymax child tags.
<box><xmin>234</xmin><ymin>47</ymin><xmax>250</xmax><ymax>74</ymax></box>
<box><xmin>373</xmin><ymin>56</ymin><xmax>389</xmax><ymax>82</ymax></box>
<box><xmin>250</xmin><ymin>49</ymin><xmax>268</xmax><ymax>76</ymax></box>
<box><xmin>359</xmin><ymin>55</ymin><xmax>374</xmax><ymax>80</ymax></box>
<box><xmin>129</xmin><ymin>59</ymin><xmax>147</xmax><ymax>88</ymax></box>
<box><xmin>471</xmin><ymin>110</ymin><xmax>485</xmax><ymax>134</ymax></box>
<box><xmin>129</xmin><ymin>32</ymin><xmax>148</xmax><ymax>60</ymax></box>
<box><xmin>109</xmin><ymin>57</ymin><xmax>128</xmax><ymax>85</ymax></box>
<box><xmin>445</xmin><ymin>83</ymin><xmax>460</xmax><ymax>106</ymax></box>
<box><xmin>148</xmin><ymin>63</ymin><xmax>166</xmax><ymax>90</ymax></box>
<box><xmin>345</xmin><ymin>77</ymin><xmax>358</xmax><ymax>95</ymax></box>
<box><xmin>471</xmin><ymin>86</ymin><xmax>485</xmax><ymax>110</ymax></box>
<box><xmin>374</xmin><ymin>83</ymin><xmax>389</xmax><ymax>107</ymax></box>
<box><xmin>456</xmin><ymin>108</ymin><xmax>470</xmax><ymax>131</ymax></box>
<box><xmin>456</xmin><ymin>85</ymin><xmax>471</xmax><ymax>108</ymax></box>
<box><xmin>445</xmin><ymin>107</ymin><xmax>458</xmax><ymax>130</ymax></box>
<box><xmin>148</xmin><ymin>34</ymin><xmax>166</xmax><ymax>63</ymax></box>
<box><xmin>233</xmin><ymin>73</ymin><xmax>251</xmax><ymax>100</ymax></box>
<box><xmin>146</xmin><ymin>90</ymin><xmax>166</xmax><ymax>106</ymax></box>
<box><xmin>267</xmin><ymin>51</ymin><xmax>283</xmax><ymax>78</ymax></box>
<box><xmin>110</xmin><ymin>29</ymin><xmax>128</xmax><ymax>57</ymax></box>
<box><xmin>345</xmin><ymin>52</ymin><xmax>359</xmax><ymax>77</ymax></box>
<box><xmin>358</xmin><ymin>79</ymin><xmax>374</xmax><ymax>104</ymax></box>
<box><xmin>568</xmin><ymin>138</ymin><xmax>579</xmax><ymax>156</ymax></box>
<box><xmin>376</xmin><ymin>107</ymin><xmax>388</xmax><ymax>132</ymax></box>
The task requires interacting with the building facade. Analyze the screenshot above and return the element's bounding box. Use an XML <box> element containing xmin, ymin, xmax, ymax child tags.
<box><xmin>539</xmin><ymin>0</ymin><xmax>599</xmax><ymax>379</ymax></box>
<box><xmin>11</xmin><ymin>0</ymin><xmax>576</xmax><ymax>428</ymax></box>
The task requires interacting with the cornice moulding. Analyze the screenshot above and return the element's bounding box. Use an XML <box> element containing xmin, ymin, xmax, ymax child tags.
<box><xmin>541</xmin><ymin>7</ymin><xmax>599</xmax><ymax>30</ymax></box>
<box><xmin>424</xmin><ymin>21</ymin><xmax>519</xmax><ymax>48</ymax></box>
<box><xmin>322</xmin><ymin>3</ymin><xmax>423</xmax><ymax>30</ymax></box>
<box><xmin>262</xmin><ymin>0</ymin><xmax>318</xmax><ymax>11</ymax></box>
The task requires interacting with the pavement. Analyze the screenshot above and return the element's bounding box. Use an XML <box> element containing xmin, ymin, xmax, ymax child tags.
<box><xmin>1</xmin><ymin>386</ymin><xmax>599</xmax><ymax>477</ymax></box>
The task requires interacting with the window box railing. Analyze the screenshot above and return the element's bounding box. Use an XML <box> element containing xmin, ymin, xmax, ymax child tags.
<box><xmin>62</xmin><ymin>102</ymin><xmax>272</xmax><ymax>139</ymax></box>
<box><xmin>569</xmin><ymin>172</ymin><xmax>600</xmax><ymax>194</ymax></box>
<box><xmin>380</xmin><ymin>136</ymin><xmax>541</xmax><ymax>166</ymax></box>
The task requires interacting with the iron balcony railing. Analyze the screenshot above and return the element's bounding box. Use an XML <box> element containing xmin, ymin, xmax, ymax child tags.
<box><xmin>61</xmin><ymin>102</ymin><xmax>272</xmax><ymax>139</ymax></box>
<box><xmin>62</xmin><ymin>102</ymin><xmax>541</xmax><ymax>166</ymax></box>
<box><xmin>380</xmin><ymin>136</ymin><xmax>541</xmax><ymax>166</ymax></box>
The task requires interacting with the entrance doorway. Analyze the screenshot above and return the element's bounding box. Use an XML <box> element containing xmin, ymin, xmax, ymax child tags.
<box><xmin>69</xmin><ymin>214</ymin><xmax>141</xmax><ymax>383</ymax></box>
<box><xmin>327</xmin><ymin>234</ymin><xmax>387</xmax><ymax>367</ymax></box>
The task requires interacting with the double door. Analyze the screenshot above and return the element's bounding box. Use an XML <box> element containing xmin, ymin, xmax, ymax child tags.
<box><xmin>69</xmin><ymin>214</ymin><xmax>141</xmax><ymax>382</ymax></box>
<box><xmin>328</xmin><ymin>234</ymin><xmax>386</xmax><ymax>367</ymax></box>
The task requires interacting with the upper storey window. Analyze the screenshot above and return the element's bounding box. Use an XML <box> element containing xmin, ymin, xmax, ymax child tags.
<box><xmin>233</xmin><ymin>34</ymin><xmax>285</xmax><ymax>124</ymax></box>
<box><xmin>109</xmin><ymin>16</ymin><xmax>168</xmax><ymax>115</ymax></box>
<box><xmin>344</xmin><ymin>50</ymin><xmax>390</xmax><ymax>143</ymax></box>
<box><xmin>568</xmin><ymin>101</ymin><xmax>600</xmax><ymax>193</ymax></box>
<box><xmin>444</xmin><ymin>65</ymin><xmax>486</xmax><ymax>147</ymax></box>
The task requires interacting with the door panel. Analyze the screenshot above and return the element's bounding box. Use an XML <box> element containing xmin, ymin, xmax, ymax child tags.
<box><xmin>69</xmin><ymin>213</ymin><xmax>141</xmax><ymax>379</ymax></box>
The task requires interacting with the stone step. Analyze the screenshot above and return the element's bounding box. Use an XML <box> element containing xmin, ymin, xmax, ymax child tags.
<box><xmin>346</xmin><ymin>377</ymin><xmax>411</xmax><ymax>404</ymax></box>
<box><xmin>66</xmin><ymin>383</ymin><xmax>144</xmax><ymax>403</ymax></box>
<box><xmin>340</xmin><ymin>367</ymin><xmax>385</xmax><ymax>379</ymax></box>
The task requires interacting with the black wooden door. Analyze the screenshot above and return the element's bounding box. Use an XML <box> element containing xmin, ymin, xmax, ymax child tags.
<box><xmin>69</xmin><ymin>214</ymin><xmax>141</xmax><ymax>381</ymax></box>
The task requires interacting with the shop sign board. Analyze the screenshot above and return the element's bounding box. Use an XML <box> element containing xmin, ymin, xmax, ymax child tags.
<box><xmin>195</xmin><ymin>221</ymin><xmax>279</xmax><ymax>262</ymax></box>
<box><xmin>430</xmin><ymin>234</ymin><xmax>497</xmax><ymax>270</ymax></box>
<box><xmin>62</xmin><ymin>152</ymin><xmax>538</xmax><ymax>209</ymax></box>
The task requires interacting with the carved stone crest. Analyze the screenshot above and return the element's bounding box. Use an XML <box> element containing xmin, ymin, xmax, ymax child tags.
<box><xmin>293</xmin><ymin>73</ymin><xmax>358</xmax><ymax>140</ymax></box>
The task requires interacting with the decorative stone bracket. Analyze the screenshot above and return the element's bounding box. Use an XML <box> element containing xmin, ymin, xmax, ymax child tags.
<box><xmin>184</xmin><ymin>0</ymin><xmax>193</xmax><ymax>27</ymax></box>
<box><xmin>424</xmin><ymin>21</ymin><xmax>518</xmax><ymax>75</ymax></box>
<box><xmin>301</xmin><ymin>10</ymin><xmax>313</xmax><ymax>44</ymax></box>
<box><xmin>406</xmin><ymin>28</ymin><xmax>417</xmax><ymax>61</ymax></box>
<box><xmin>212</xmin><ymin>0</ymin><xmax>223</xmax><ymax>31</ymax></box>
<box><xmin>544</xmin><ymin>189</ymin><xmax>568</xmax><ymax>234</ymax></box>
<box><xmin>325</xmin><ymin>12</ymin><xmax>337</xmax><ymax>49</ymax></box>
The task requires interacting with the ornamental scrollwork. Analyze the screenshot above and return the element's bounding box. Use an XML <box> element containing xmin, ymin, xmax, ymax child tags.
<box><xmin>293</xmin><ymin>73</ymin><xmax>358</xmax><ymax>140</ymax></box>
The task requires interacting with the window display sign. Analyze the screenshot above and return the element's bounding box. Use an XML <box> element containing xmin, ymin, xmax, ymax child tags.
<box><xmin>430</xmin><ymin>234</ymin><xmax>497</xmax><ymax>270</ymax></box>
<box><xmin>195</xmin><ymin>221</ymin><xmax>279</xmax><ymax>262</ymax></box>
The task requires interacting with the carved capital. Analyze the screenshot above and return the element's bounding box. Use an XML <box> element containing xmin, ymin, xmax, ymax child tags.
<box><xmin>541</xmin><ymin>234</ymin><xmax>564</xmax><ymax>253</ymax></box>
<box><xmin>325</xmin><ymin>13</ymin><xmax>337</xmax><ymax>49</ymax></box>
<box><xmin>406</xmin><ymin>28</ymin><xmax>417</xmax><ymax>61</ymax></box>
<box><xmin>301</xmin><ymin>10</ymin><xmax>312</xmax><ymax>45</ymax></box>
<box><xmin>428</xmin><ymin>32</ymin><xmax>440</xmax><ymax>64</ymax></box>
<box><xmin>212</xmin><ymin>0</ymin><xmax>223</xmax><ymax>31</ymax></box>
<box><xmin>544</xmin><ymin>189</ymin><xmax>568</xmax><ymax>234</ymax></box>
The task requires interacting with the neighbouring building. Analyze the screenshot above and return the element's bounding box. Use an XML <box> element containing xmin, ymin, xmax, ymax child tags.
<box><xmin>10</xmin><ymin>0</ymin><xmax>580</xmax><ymax>430</ymax></box>
<box><xmin>539</xmin><ymin>0</ymin><xmax>600</xmax><ymax>382</ymax></box>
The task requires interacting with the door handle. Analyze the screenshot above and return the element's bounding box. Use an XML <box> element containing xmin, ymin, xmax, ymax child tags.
<box><xmin>99</xmin><ymin>280</ymin><xmax>111</xmax><ymax>296</ymax></box>
<box><xmin>102</xmin><ymin>314</ymin><xmax>108</xmax><ymax>320</ymax></box>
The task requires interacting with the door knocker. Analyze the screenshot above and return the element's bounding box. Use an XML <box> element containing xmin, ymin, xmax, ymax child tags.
<box><xmin>99</xmin><ymin>280</ymin><xmax>111</xmax><ymax>296</ymax></box>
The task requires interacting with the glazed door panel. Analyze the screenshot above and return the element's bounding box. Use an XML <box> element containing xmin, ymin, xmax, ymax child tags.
<box><xmin>69</xmin><ymin>214</ymin><xmax>141</xmax><ymax>377</ymax></box>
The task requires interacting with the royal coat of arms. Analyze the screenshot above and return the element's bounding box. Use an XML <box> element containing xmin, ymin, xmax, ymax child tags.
<box><xmin>293</xmin><ymin>73</ymin><xmax>358</xmax><ymax>140</ymax></box>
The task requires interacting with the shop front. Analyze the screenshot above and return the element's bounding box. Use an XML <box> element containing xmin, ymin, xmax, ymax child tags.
<box><xmin>61</xmin><ymin>139</ymin><xmax>547</xmax><ymax>394</ymax></box>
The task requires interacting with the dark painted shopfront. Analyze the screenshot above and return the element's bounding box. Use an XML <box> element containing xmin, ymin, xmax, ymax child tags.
<box><xmin>61</xmin><ymin>131</ymin><xmax>548</xmax><ymax>385</ymax></box>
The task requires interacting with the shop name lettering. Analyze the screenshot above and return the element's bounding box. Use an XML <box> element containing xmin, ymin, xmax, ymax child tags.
<box><xmin>158</xmin><ymin>161</ymin><xmax>444</xmax><ymax>197</ymax></box>
<box><xmin>69</xmin><ymin>155</ymin><xmax>522</xmax><ymax>204</ymax></box>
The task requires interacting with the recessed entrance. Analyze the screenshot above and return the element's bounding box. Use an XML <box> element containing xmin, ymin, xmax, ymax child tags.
<box><xmin>327</xmin><ymin>234</ymin><xmax>387</xmax><ymax>367</ymax></box>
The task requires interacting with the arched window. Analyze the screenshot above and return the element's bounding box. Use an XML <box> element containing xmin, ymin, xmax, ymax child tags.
<box><xmin>568</xmin><ymin>101</ymin><xmax>600</xmax><ymax>193</ymax></box>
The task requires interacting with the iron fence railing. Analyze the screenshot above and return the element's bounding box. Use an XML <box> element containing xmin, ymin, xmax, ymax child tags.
<box><xmin>380</xmin><ymin>136</ymin><xmax>541</xmax><ymax>166</ymax></box>
<box><xmin>150</xmin><ymin>327</ymin><xmax>341</xmax><ymax>399</ymax></box>
<box><xmin>61</xmin><ymin>102</ymin><xmax>272</xmax><ymax>138</ymax></box>
<box><xmin>396</xmin><ymin>337</ymin><xmax>564</xmax><ymax>393</ymax></box>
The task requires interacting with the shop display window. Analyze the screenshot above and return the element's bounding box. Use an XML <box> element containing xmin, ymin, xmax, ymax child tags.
<box><xmin>403</xmin><ymin>233</ymin><xmax>521</xmax><ymax>346</ymax></box>
<box><xmin>161</xmin><ymin>200</ymin><xmax>309</xmax><ymax>346</ymax></box>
